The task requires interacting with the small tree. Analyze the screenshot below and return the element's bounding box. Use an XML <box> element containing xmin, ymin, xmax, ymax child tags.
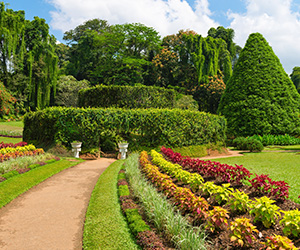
<box><xmin>55</xmin><ymin>75</ymin><xmax>90</xmax><ymax>107</ymax></box>
<box><xmin>218</xmin><ymin>33</ymin><xmax>300</xmax><ymax>136</ymax></box>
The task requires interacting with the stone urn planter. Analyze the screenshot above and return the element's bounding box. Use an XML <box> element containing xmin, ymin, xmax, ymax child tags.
<box><xmin>71</xmin><ymin>141</ymin><xmax>82</xmax><ymax>158</ymax></box>
<box><xmin>118</xmin><ymin>142</ymin><xmax>129</xmax><ymax>159</ymax></box>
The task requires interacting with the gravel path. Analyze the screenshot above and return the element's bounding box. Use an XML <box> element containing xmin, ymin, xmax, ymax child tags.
<box><xmin>0</xmin><ymin>158</ymin><xmax>115</xmax><ymax>250</ymax></box>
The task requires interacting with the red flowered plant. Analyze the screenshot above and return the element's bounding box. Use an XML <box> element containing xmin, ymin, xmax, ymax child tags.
<box><xmin>0</xmin><ymin>141</ymin><xmax>27</xmax><ymax>149</ymax></box>
<box><xmin>161</xmin><ymin>146</ymin><xmax>252</xmax><ymax>185</ymax></box>
<box><xmin>249</xmin><ymin>174</ymin><xmax>289</xmax><ymax>201</ymax></box>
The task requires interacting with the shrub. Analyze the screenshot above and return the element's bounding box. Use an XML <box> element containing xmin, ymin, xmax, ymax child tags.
<box><xmin>245</xmin><ymin>138</ymin><xmax>264</xmax><ymax>152</ymax></box>
<box><xmin>78</xmin><ymin>85</ymin><xmax>177</xmax><ymax>109</ymax></box>
<box><xmin>23</xmin><ymin>107</ymin><xmax>226</xmax><ymax>151</ymax></box>
<box><xmin>233</xmin><ymin>137</ymin><xmax>264</xmax><ymax>152</ymax></box>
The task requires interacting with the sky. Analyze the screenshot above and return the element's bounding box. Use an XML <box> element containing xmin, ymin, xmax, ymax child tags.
<box><xmin>4</xmin><ymin>0</ymin><xmax>300</xmax><ymax>74</ymax></box>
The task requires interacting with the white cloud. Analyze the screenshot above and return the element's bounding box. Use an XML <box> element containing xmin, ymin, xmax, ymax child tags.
<box><xmin>228</xmin><ymin>0</ymin><xmax>300</xmax><ymax>74</ymax></box>
<box><xmin>47</xmin><ymin>0</ymin><xmax>219</xmax><ymax>38</ymax></box>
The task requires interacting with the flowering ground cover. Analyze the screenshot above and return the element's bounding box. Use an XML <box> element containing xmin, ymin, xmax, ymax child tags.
<box><xmin>136</xmin><ymin>148</ymin><xmax>300</xmax><ymax>249</ymax></box>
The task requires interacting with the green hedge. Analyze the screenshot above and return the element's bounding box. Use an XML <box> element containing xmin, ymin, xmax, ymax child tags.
<box><xmin>78</xmin><ymin>85</ymin><xmax>177</xmax><ymax>109</ymax></box>
<box><xmin>23</xmin><ymin>107</ymin><xmax>226</xmax><ymax>151</ymax></box>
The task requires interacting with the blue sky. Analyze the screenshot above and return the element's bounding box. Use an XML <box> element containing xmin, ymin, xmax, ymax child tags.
<box><xmin>4</xmin><ymin>0</ymin><xmax>300</xmax><ymax>74</ymax></box>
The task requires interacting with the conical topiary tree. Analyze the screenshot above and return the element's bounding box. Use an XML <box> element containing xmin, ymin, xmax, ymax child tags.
<box><xmin>218</xmin><ymin>33</ymin><xmax>300</xmax><ymax>137</ymax></box>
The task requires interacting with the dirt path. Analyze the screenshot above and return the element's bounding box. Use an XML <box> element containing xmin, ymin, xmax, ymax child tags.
<box><xmin>198</xmin><ymin>149</ymin><xmax>246</xmax><ymax>160</ymax></box>
<box><xmin>0</xmin><ymin>158</ymin><xmax>115</xmax><ymax>250</ymax></box>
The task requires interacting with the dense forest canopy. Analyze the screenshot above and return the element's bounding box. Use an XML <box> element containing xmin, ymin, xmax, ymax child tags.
<box><xmin>0</xmin><ymin>3</ymin><xmax>299</xmax><ymax>119</ymax></box>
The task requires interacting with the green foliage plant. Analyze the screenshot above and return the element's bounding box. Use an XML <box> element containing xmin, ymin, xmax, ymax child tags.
<box><xmin>118</xmin><ymin>184</ymin><xmax>130</xmax><ymax>197</ymax></box>
<box><xmin>249</xmin><ymin>134</ymin><xmax>300</xmax><ymax>146</ymax></box>
<box><xmin>227</xmin><ymin>190</ymin><xmax>250</xmax><ymax>213</ymax></box>
<box><xmin>249</xmin><ymin>196</ymin><xmax>281</xmax><ymax>228</ymax></box>
<box><xmin>205</xmin><ymin>206</ymin><xmax>229</xmax><ymax>233</ymax></box>
<box><xmin>212</xmin><ymin>183</ymin><xmax>234</xmax><ymax>205</ymax></box>
<box><xmin>125</xmin><ymin>209</ymin><xmax>151</xmax><ymax>236</ymax></box>
<box><xmin>118</xmin><ymin>172</ymin><xmax>126</xmax><ymax>180</ymax></box>
<box><xmin>1</xmin><ymin>170</ymin><xmax>19</xmax><ymax>179</ymax></box>
<box><xmin>200</xmin><ymin>181</ymin><xmax>219</xmax><ymax>197</ymax></box>
<box><xmin>230</xmin><ymin>217</ymin><xmax>258</xmax><ymax>248</ymax></box>
<box><xmin>280</xmin><ymin>209</ymin><xmax>300</xmax><ymax>238</ymax></box>
<box><xmin>218</xmin><ymin>33</ymin><xmax>300</xmax><ymax>137</ymax></box>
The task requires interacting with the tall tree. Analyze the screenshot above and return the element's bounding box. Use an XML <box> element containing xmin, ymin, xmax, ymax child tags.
<box><xmin>290</xmin><ymin>66</ymin><xmax>300</xmax><ymax>93</ymax></box>
<box><xmin>0</xmin><ymin>3</ymin><xmax>58</xmax><ymax>110</ymax></box>
<box><xmin>218</xmin><ymin>33</ymin><xmax>300</xmax><ymax>136</ymax></box>
<box><xmin>24</xmin><ymin>17</ymin><xmax>58</xmax><ymax>109</ymax></box>
<box><xmin>64</xmin><ymin>20</ymin><xmax>161</xmax><ymax>85</ymax></box>
<box><xmin>0</xmin><ymin>3</ymin><xmax>26</xmax><ymax>86</ymax></box>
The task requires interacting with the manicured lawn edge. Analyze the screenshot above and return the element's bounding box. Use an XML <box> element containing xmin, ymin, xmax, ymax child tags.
<box><xmin>0</xmin><ymin>159</ymin><xmax>84</xmax><ymax>208</ymax></box>
<box><xmin>83</xmin><ymin>160</ymin><xmax>140</xmax><ymax>250</ymax></box>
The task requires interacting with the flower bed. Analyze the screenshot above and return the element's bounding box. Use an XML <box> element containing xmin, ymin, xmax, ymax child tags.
<box><xmin>140</xmin><ymin>149</ymin><xmax>300</xmax><ymax>249</ymax></box>
<box><xmin>117</xmin><ymin>168</ymin><xmax>167</xmax><ymax>249</ymax></box>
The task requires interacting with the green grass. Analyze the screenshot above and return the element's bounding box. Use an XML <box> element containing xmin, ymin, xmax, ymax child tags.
<box><xmin>211</xmin><ymin>152</ymin><xmax>300</xmax><ymax>203</ymax></box>
<box><xmin>0</xmin><ymin>159</ymin><xmax>84</xmax><ymax>208</ymax></box>
<box><xmin>264</xmin><ymin>145</ymin><xmax>300</xmax><ymax>151</ymax></box>
<box><xmin>0</xmin><ymin>136</ymin><xmax>23</xmax><ymax>144</ymax></box>
<box><xmin>83</xmin><ymin>160</ymin><xmax>139</xmax><ymax>250</ymax></box>
<box><xmin>0</xmin><ymin>121</ymin><xmax>23</xmax><ymax>131</ymax></box>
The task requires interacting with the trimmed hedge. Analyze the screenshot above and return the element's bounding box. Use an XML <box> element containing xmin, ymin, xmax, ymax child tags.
<box><xmin>78</xmin><ymin>85</ymin><xmax>177</xmax><ymax>109</ymax></box>
<box><xmin>23</xmin><ymin>107</ymin><xmax>226</xmax><ymax>151</ymax></box>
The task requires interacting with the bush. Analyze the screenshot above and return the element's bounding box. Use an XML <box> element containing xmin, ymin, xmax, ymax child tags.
<box><xmin>78</xmin><ymin>85</ymin><xmax>177</xmax><ymax>109</ymax></box>
<box><xmin>233</xmin><ymin>137</ymin><xmax>264</xmax><ymax>152</ymax></box>
<box><xmin>245</xmin><ymin>138</ymin><xmax>264</xmax><ymax>152</ymax></box>
<box><xmin>23</xmin><ymin>107</ymin><xmax>226</xmax><ymax>152</ymax></box>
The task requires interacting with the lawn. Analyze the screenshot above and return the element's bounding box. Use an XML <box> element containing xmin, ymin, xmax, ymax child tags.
<box><xmin>264</xmin><ymin>145</ymin><xmax>300</xmax><ymax>151</ymax></box>
<box><xmin>83</xmin><ymin>160</ymin><xmax>139</xmax><ymax>249</ymax></box>
<box><xmin>212</xmin><ymin>152</ymin><xmax>300</xmax><ymax>203</ymax></box>
<box><xmin>0</xmin><ymin>121</ymin><xmax>23</xmax><ymax>131</ymax></box>
<box><xmin>0</xmin><ymin>136</ymin><xmax>23</xmax><ymax>144</ymax></box>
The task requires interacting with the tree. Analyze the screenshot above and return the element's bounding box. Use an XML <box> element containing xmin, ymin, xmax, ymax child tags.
<box><xmin>195</xmin><ymin>71</ymin><xmax>226</xmax><ymax>113</ymax></box>
<box><xmin>64</xmin><ymin>20</ymin><xmax>161</xmax><ymax>86</ymax></box>
<box><xmin>24</xmin><ymin>17</ymin><xmax>58</xmax><ymax>109</ymax></box>
<box><xmin>55</xmin><ymin>75</ymin><xmax>90</xmax><ymax>107</ymax></box>
<box><xmin>218</xmin><ymin>33</ymin><xmax>300</xmax><ymax>136</ymax></box>
<box><xmin>290</xmin><ymin>66</ymin><xmax>300</xmax><ymax>93</ymax></box>
<box><xmin>0</xmin><ymin>3</ymin><xmax>58</xmax><ymax>111</ymax></box>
